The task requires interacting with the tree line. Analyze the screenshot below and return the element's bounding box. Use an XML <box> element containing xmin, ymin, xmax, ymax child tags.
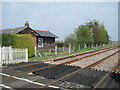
<box><xmin>64</xmin><ymin>20</ymin><xmax>110</xmax><ymax>48</ymax></box>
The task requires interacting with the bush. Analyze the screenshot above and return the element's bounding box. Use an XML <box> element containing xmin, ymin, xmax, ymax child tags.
<box><xmin>0</xmin><ymin>33</ymin><xmax>15</xmax><ymax>46</ymax></box>
<box><xmin>13</xmin><ymin>34</ymin><xmax>35</xmax><ymax>57</ymax></box>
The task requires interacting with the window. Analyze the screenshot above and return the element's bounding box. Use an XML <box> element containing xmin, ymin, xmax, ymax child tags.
<box><xmin>38</xmin><ymin>38</ymin><xmax>43</xmax><ymax>47</ymax></box>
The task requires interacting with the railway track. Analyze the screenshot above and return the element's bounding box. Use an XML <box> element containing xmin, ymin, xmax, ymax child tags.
<box><xmin>2</xmin><ymin>46</ymin><xmax>118</xmax><ymax>78</ymax></box>
<box><xmin>45</xmin><ymin>46</ymin><xmax>117</xmax><ymax>64</ymax></box>
<box><xmin>52</xmin><ymin>48</ymin><xmax>119</xmax><ymax>66</ymax></box>
<box><xmin>67</xmin><ymin>48</ymin><xmax>119</xmax><ymax>68</ymax></box>
<box><xmin>3</xmin><ymin>46</ymin><xmax>116</xmax><ymax>70</ymax></box>
<box><xmin>91</xmin><ymin>52</ymin><xmax>119</xmax><ymax>71</ymax></box>
<box><xmin>93</xmin><ymin>63</ymin><xmax>120</xmax><ymax>88</ymax></box>
<box><xmin>43</xmin><ymin>49</ymin><xmax>120</xmax><ymax>88</ymax></box>
<box><xmin>1</xmin><ymin>46</ymin><xmax>120</xmax><ymax>89</ymax></box>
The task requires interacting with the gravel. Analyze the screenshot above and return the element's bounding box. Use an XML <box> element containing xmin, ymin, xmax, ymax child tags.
<box><xmin>67</xmin><ymin>48</ymin><xmax>119</xmax><ymax>72</ymax></box>
<box><xmin>46</xmin><ymin>48</ymin><xmax>119</xmax><ymax>72</ymax></box>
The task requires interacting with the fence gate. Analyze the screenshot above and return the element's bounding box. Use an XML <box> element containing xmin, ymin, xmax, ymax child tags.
<box><xmin>0</xmin><ymin>46</ymin><xmax>28</xmax><ymax>66</ymax></box>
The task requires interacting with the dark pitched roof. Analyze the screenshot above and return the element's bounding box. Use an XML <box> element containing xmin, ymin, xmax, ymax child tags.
<box><xmin>0</xmin><ymin>27</ymin><xmax>27</xmax><ymax>34</ymax></box>
<box><xmin>33</xmin><ymin>30</ymin><xmax>58</xmax><ymax>38</ymax></box>
<box><xmin>0</xmin><ymin>27</ymin><xmax>58</xmax><ymax>38</ymax></box>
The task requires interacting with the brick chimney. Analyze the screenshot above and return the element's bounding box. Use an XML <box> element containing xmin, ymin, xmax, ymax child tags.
<box><xmin>24</xmin><ymin>21</ymin><xmax>29</xmax><ymax>27</ymax></box>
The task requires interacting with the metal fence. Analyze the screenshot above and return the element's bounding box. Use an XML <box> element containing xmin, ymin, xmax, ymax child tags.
<box><xmin>0</xmin><ymin>46</ymin><xmax>28</xmax><ymax>66</ymax></box>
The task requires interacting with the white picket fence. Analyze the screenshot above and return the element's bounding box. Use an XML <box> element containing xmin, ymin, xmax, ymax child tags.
<box><xmin>0</xmin><ymin>46</ymin><xmax>28</xmax><ymax>66</ymax></box>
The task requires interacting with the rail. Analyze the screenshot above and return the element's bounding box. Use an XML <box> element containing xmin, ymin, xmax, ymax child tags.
<box><xmin>93</xmin><ymin>63</ymin><xmax>120</xmax><ymax>88</ymax></box>
<box><xmin>2</xmin><ymin>46</ymin><xmax>119</xmax><ymax>84</ymax></box>
<box><xmin>44</xmin><ymin>50</ymin><xmax>119</xmax><ymax>88</ymax></box>
<box><xmin>3</xmin><ymin>46</ymin><xmax>117</xmax><ymax>70</ymax></box>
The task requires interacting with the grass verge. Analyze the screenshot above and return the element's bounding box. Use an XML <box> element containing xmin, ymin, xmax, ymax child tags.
<box><xmin>28</xmin><ymin>45</ymin><xmax>111</xmax><ymax>62</ymax></box>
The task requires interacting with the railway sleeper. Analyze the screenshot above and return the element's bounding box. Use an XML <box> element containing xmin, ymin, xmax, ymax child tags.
<box><xmin>61</xmin><ymin>69</ymin><xmax>120</xmax><ymax>88</ymax></box>
<box><xmin>32</xmin><ymin>64</ymin><xmax>80</xmax><ymax>80</ymax></box>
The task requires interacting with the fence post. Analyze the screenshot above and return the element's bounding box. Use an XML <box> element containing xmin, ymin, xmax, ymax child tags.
<box><xmin>34</xmin><ymin>46</ymin><xmax>37</xmax><ymax>56</ymax></box>
<box><xmin>69</xmin><ymin>43</ymin><xmax>71</xmax><ymax>54</ymax></box>
<box><xmin>9</xmin><ymin>46</ymin><xmax>12</xmax><ymax>64</ymax></box>
<box><xmin>2</xmin><ymin>47</ymin><xmax>4</xmax><ymax>65</ymax></box>
<box><xmin>25</xmin><ymin>48</ymin><xmax>28</xmax><ymax>62</ymax></box>
<box><xmin>62</xmin><ymin>46</ymin><xmax>64</xmax><ymax>52</ymax></box>
<box><xmin>73</xmin><ymin>46</ymin><xmax>75</xmax><ymax>51</ymax></box>
<box><xmin>0</xmin><ymin>46</ymin><xmax>1</xmax><ymax>66</ymax></box>
<box><xmin>84</xmin><ymin>43</ymin><xmax>87</xmax><ymax>48</ymax></box>
<box><xmin>79</xmin><ymin>44</ymin><xmax>80</xmax><ymax>50</ymax></box>
<box><xmin>55</xmin><ymin>45</ymin><xmax>57</xmax><ymax>55</ymax></box>
<box><xmin>103</xmin><ymin>44</ymin><xmax>105</xmax><ymax>46</ymax></box>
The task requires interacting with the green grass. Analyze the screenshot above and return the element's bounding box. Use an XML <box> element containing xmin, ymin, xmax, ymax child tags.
<box><xmin>28</xmin><ymin>45</ymin><xmax>111</xmax><ymax>62</ymax></box>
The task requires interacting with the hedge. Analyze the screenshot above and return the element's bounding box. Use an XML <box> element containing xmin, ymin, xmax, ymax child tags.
<box><xmin>13</xmin><ymin>34</ymin><xmax>35</xmax><ymax>57</ymax></box>
<box><xmin>0</xmin><ymin>33</ymin><xmax>15</xmax><ymax>46</ymax></box>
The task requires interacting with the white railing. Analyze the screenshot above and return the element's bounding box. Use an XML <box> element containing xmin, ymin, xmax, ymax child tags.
<box><xmin>0</xmin><ymin>46</ymin><xmax>28</xmax><ymax>66</ymax></box>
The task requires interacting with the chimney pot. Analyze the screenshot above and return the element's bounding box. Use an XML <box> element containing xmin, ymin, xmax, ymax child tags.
<box><xmin>24</xmin><ymin>21</ymin><xmax>29</xmax><ymax>27</ymax></box>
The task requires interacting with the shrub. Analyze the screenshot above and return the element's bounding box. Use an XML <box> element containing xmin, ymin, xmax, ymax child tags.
<box><xmin>13</xmin><ymin>34</ymin><xmax>35</xmax><ymax>57</ymax></box>
<box><xmin>0</xmin><ymin>33</ymin><xmax>15</xmax><ymax>46</ymax></box>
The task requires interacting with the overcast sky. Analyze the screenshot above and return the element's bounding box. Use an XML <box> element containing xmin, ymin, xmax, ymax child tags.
<box><xmin>1</xmin><ymin>2</ymin><xmax>118</xmax><ymax>41</ymax></box>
